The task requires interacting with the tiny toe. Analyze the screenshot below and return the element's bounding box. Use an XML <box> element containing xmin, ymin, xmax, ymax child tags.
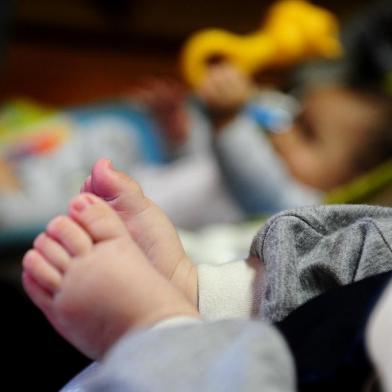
<box><xmin>90</xmin><ymin>158</ymin><xmax>149</xmax><ymax>216</ymax></box>
<box><xmin>91</xmin><ymin>158</ymin><xmax>142</xmax><ymax>201</ymax></box>
<box><xmin>22</xmin><ymin>271</ymin><xmax>53</xmax><ymax>314</ymax></box>
<box><xmin>90</xmin><ymin>158</ymin><xmax>121</xmax><ymax>199</ymax></box>
<box><xmin>46</xmin><ymin>215</ymin><xmax>93</xmax><ymax>257</ymax></box>
<box><xmin>69</xmin><ymin>193</ymin><xmax>129</xmax><ymax>242</ymax></box>
<box><xmin>22</xmin><ymin>250</ymin><xmax>62</xmax><ymax>294</ymax></box>
<box><xmin>81</xmin><ymin>175</ymin><xmax>93</xmax><ymax>193</ymax></box>
<box><xmin>34</xmin><ymin>233</ymin><xmax>71</xmax><ymax>272</ymax></box>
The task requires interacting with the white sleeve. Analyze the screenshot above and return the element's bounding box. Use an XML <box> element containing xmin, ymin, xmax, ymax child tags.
<box><xmin>197</xmin><ymin>256</ymin><xmax>265</xmax><ymax>320</ymax></box>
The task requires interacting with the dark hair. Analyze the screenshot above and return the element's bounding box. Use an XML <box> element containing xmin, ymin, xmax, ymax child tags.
<box><xmin>292</xmin><ymin>2</ymin><xmax>392</xmax><ymax>174</ymax></box>
<box><xmin>344</xmin><ymin>1</ymin><xmax>392</xmax><ymax>171</ymax></box>
<box><xmin>343</xmin><ymin>0</ymin><xmax>392</xmax><ymax>95</ymax></box>
<box><xmin>291</xmin><ymin>1</ymin><xmax>392</xmax><ymax>95</ymax></box>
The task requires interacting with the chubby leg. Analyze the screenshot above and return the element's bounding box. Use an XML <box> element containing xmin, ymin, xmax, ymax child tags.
<box><xmin>81</xmin><ymin>158</ymin><xmax>197</xmax><ymax>305</ymax></box>
<box><xmin>22</xmin><ymin>193</ymin><xmax>199</xmax><ymax>360</ymax></box>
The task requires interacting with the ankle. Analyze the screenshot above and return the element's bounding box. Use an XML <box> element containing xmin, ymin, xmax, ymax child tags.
<box><xmin>171</xmin><ymin>256</ymin><xmax>198</xmax><ymax>307</ymax></box>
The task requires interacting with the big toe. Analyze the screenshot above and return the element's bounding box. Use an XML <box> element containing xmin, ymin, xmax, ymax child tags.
<box><xmin>69</xmin><ymin>193</ymin><xmax>129</xmax><ymax>242</ymax></box>
<box><xmin>85</xmin><ymin>158</ymin><xmax>149</xmax><ymax>215</ymax></box>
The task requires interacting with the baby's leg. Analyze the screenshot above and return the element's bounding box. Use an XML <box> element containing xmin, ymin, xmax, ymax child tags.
<box><xmin>22</xmin><ymin>193</ymin><xmax>199</xmax><ymax>360</ymax></box>
<box><xmin>81</xmin><ymin>158</ymin><xmax>196</xmax><ymax>304</ymax></box>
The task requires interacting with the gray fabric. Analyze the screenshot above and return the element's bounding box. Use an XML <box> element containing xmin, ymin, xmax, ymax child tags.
<box><xmin>250</xmin><ymin>204</ymin><xmax>392</xmax><ymax>322</ymax></box>
<box><xmin>75</xmin><ymin>320</ymin><xmax>295</xmax><ymax>392</ymax></box>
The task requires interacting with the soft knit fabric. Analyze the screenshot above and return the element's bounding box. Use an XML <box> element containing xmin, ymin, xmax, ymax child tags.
<box><xmin>197</xmin><ymin>205</ymin><xmax>392</xmax><ymax>322</ymax></box>
<box><xmin>198</xmin><ymin>256</ymin><xmax>264</xmax><ymax>320</ymax></box>
<box><xmin>250</xmin><ymin>204</ymin><xmax>392</xmax><ymax>321</ymax></box>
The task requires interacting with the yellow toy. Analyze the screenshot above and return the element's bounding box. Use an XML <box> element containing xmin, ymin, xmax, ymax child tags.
<box><xmin>181</xmin><ymin>0</ymin><xmax>342</xmax><ymax>88</ymax></box>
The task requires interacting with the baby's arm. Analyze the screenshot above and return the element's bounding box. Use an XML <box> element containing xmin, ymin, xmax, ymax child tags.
<box><xmin>196</xmin><ymin>63</ymin><xmax>320</xmax><ymax>216</ymax></box>
<box><xmin>211</xmin><ymin>112</ymin><xmax>321</xmax><ymax>215</ymax></box>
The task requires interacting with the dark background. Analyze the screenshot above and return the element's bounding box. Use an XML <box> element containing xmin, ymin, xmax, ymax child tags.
<box><xmin>1</xmin><ymin>0</ymin><xmax>370</xmax><ymax>105</ymax></box>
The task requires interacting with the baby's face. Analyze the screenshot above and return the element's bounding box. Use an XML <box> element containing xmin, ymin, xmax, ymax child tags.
<box><xmin>271</xmin><ymin>86</ymin><xmax>385</xmax><ymax>191</ymax></box>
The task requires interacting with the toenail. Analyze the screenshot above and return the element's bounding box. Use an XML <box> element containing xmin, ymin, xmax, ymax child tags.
<box><xmin>33</xmin><ymin>233</ymin><xmax>45</xmax><ymax>247</ymax></box>
<box><xmin>22</xmin><ymin>250</ymin><xmax>37</xmax><ymax>269</ymax></box>
<box><xmin>72</xmin><ymin>199</ymin><xmax>88</xmax><ymax>212</ymax></box>
<box><xmin>72</xmin><ymin>195</ymin><xmax>96</xmax><ymax>212</ymax></box>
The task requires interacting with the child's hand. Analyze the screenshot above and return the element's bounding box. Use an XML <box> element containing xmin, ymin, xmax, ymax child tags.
<box><xmin>196</xmin><ymin>62</ymin><xmax>254</xmax><ymax>115</ymax></box>
<box><xmin>129</xmin><ymin>78</ymin><xmax>190</xmax><ymax>146</ymax></box>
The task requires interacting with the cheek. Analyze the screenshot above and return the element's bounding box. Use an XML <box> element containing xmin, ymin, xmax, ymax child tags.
<box><xmin>283</xmin><ymin>144</ymin><xmax>342</xmax><ymax>190</ymax></box>
<box><xmin>286</xmin><ymin>149</ymin><xmax>325</xmax><ymax>188</ymax></box>
<box><xmin>272</xmin><ymin>133</ymin><xmax>324</xmax><ymax>188</ymax></box>
<box><xmin>288</xmin><ymin>149</ymin><xmax>356</xmax><ymax>191</ymax></box>
<box><xmin>272</xmin><ymin>130</ymin><xmax>351</xmax><ymax>191</ymax></box>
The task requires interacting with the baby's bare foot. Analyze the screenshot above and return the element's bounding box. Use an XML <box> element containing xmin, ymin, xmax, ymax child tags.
<box><xmin>81</xmin><ymin>158</ymin><xmax>197</xmax><ymax>305</ymax></box>
<box><xmin>22</xmin><ymin>193</ymin><xmax>199</xmax><ymax>360</ymax></box>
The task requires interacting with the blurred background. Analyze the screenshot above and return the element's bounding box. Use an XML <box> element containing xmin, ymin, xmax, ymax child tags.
<box><xmin>0</xmin><ymin>0</ymin><xmax>385</xmax><ymax>390</ymax></box>
<box><xmin>1</xmin><ymin>0</ymin><xmax>370</xmax><ymax>105</ymax></box>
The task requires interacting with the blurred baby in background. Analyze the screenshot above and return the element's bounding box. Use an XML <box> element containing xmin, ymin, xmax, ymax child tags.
<box><xmin>1</xmin><ymin>0</ymin><xmax>392</xmax><ymax>234</ymax></box>
<box><xmin>136</xmin><ymin>0</ymin><xmax>392</xmax><ymax>224</ymax></box>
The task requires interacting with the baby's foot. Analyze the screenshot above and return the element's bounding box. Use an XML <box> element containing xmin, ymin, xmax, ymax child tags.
<box><xmin>81</xmin><ymin>158</ymin><xmax>197</xmax><ymax>305</ymax></box>
<box><xmin>22</xmin><ymin>193</ymin><xmax>199</xmax><ymax>360</ymax></box>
